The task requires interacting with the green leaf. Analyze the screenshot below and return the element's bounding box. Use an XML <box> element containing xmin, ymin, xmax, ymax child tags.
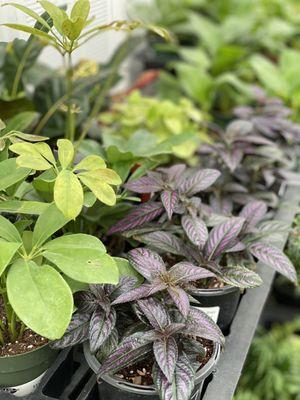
<box><xmin>78</xmin><ymin>169</ymin><xmax>122</xmax><ymax>185</ymax></box>
<box><xmin>57</xmin><ymin>139</ymin><xmax>74</xmax><ymax>169</ymax></box>
<box><xmin>43</xmin><ymin>234</ymin><xmax>119</xmax><ymax>284</ymax></box>
<box><xmin>54</xmin><ymin>170</ymin><xmax>83</xmax><ymax>219</ymax></box>
<box><xmin>32</xmin><ymin>203</ymin><xmax>71</xmax><ymax>248</ymax></box>
<box><xmin>3</xmin><ymin>24</ymin><xmax>55</xmax><ymax>42</ymax></box>
<box><xmin>63</xmin><ymin>275</ymin><xmax>88</xmax><ymax>293</ymax></box>
<box><xmin>11</xmin><ymin>132</ymin><xmax>48</xmax><ymax>142</ymax></box>
<box><xmin>38</xmin><ymin>1</ymin><xmax>68</xmax><ymax>35</ymax></box>
<box><xmin>9</xmin><ymin>142</ymin><xmax>53</xmax><ymax>170</ymax></box>
<box><xmin>3</xmin><ymin>3</ymin><xmax>51</xmax><ymax>30</ymax></box>
<box><xmin>0</xmin><ymin>241</ymin><xmax>21</xmax><ymax>276</ymax></box>
<box><xmin>250</xmin><ymin>55</ymin><xmax>289</xmax><ymax>98</ymax></box>
<box><xmin>74</xmin><ymin>155</ymin><xmax>106</xmax><ymax>171</ymax></box>
<box><xmin>1</xmin><ymin>112</ymin><xmax>39</xmax><ymax>134</ymax></box>
<box><xmin>78</xmin><ymin>173</ymin><xmax>116</xmax><ymax>206</ymax></box>
<box><xmin>62</xmin><ymin>18</ymin><xmax>84</xmax><ymax>40</ymax></box>
<box><xmin>71</xmin><ymin>0</ymin><xmax>90</xmax><ymax>23</ymax></box>
<box><xmin>7</xmin><ymin>260</ymin><xmax>73</xmax><ymax>339</ymax></box>
<box><xmin>0</xmin><ymin>215</ymin><xmax>22</xmax><ymax>242</ymax></box>
<box><xmin>0</xmin><ymin>200</ymin><xmax>48</xmax><ymax>215</ymax></box>
<box><xmin>114</xmin><ymin>257</ymin><xmax>143</xmax><ymax>284</ymax></box>
<box><xmin>0</xmin><ymin>158</ymin><xmax>31</xmax><ymax>191</ymax></box>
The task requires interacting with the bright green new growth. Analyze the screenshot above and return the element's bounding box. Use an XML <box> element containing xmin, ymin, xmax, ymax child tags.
<box><xmin>100</xmin><ymin>91</ymin><xmax>210</xmax><ymax>159</ymax></box>
<box><xmin>0</xmin><ymin>204</ymin><xmax>123</xmax><ymax>341</ymax></box>
<box><xmin>9</xmin><ymin>138</ymin><xmax>122</xmax><ymax>219</ymax></box>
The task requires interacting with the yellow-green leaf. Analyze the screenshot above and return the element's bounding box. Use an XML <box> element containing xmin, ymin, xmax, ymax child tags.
<box><xmin>7</xmin><ymin>260</ymin><xmax>73</xmax><ymax>340</ymax></box>
<box><xmin>62</xmin><ymin>17</ymin><xmax>84</xmax><ymax>40</ymax></box>
<box><xmin>3</xmin><ymin>23</ymin><xmax>55</xmax><ymax>42</ymax></box>
<box><xmin>78</xmin><ymin>174</ymin><xmax>116</xmax><ymax>206</ymax></box>
<box><xmin>71</xmin><ymin>0</ymin><xmax>90</xmax><ymax>24</ymax></box>
<box><xmin>10</xmin><ymin>142</ymin><xmax>53</xmax><ymax>170</ymax></box>
<box><xmin>79</xmin><ymin>168</ymin><xmax>122</xmax><ymax>185</ymax></box>
<box><xmin>57</xmin><ymin>139</ymin><xmax>74</xmax><ymax>169</ymax></box>
<box><xmin>74</xmin><ymin>155</ymin><xmax>106</xmax><ymax>171</ymax></box>
<box><xmin>54</xmin><ymin>170</ymin><xmax>83</xmax><ymax>219</ymax></box>
<box><xmin>35</xmin><ymin>142</ymin><xmax>56</xmax><ymax>165</ymax></box>
<box><xmin>38</xmin><ymin>0</ymin><xmax>68</xmax><ymax>35</ymax></box>
<box><xmin>0</xmin><ymin>241</ymin><xmax>21</xmax><ymax>276</ymax></box>
<box><xmin>3</xmin><ymin>3</ymin><xmax>51</xmax><ymax>30</ymax></box>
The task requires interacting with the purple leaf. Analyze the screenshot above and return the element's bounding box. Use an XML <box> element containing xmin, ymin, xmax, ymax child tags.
<box><xmin>138</xmin><ymin>231</ymin><xmax>184</xmax><ymax>256</ymax></box>
<box><xmin>128</xmin><ymin>248</ymin><xmax>166</xmax><ymax>281</ymax></box>
<box><xmin>240</xmin><ymin>200</ymin><xmax>267</xmax><ymax>231</ymax></box>
<box><xmin>226</xmin><ymin>242</ymin><xmax>246</xmax><ymax>253</ymax></box>
<box><xmin>167</xmin><ymin>287</ymin><xmax>190</xmax><ymax>318</ymax></box>
<box><xmin>218</xmin><ymin>266</ymin><xmax>263</xmax><ymax>288</ymax></box>
<box><xmin>98</xmin><ymin>332</ymin><xmax>154</xmax><ymax>375</ymax></box>
<box><xmin>179</xmin><ymin>169</ymin><xmax>221</xmax><ymax>196</ymax></box>
<box><xmin>100</xmin><ymin>329</ymin><xmax>118</xmax><ymax>360</ymax></box>
<box><xmin>210</xmin><ymin>196</ymin><xmax>233</xmax><ymax>215</ymax></box>
<box><xmin>51</xmin><ymin>313</ymin><xmax>89</xmax><ymax>349</ymax></box>
<box><xmin>153</xmin><ymin>353</ymin><xmax>196</xmax><ymax>400</ymax></box>
<box><xmin>124</xmin><ymin>176</ymin><xmax>163</xmax><ymax>193</ymax></box>
<box><xmin>137</xmin><ymin>298</ymin><xmax>170</xmax><ymax>330</ymax></box>
<box><xmin>182</xmin><ymin>216</ymin><xmax>208</xmax><ymax>249</ymax></box>
<box><xmin>109</xmin><ymin>276</ymin><xmax>138</xmax><ymax>301</ymax></box>
<box><xmin>158</xmin><ymin>164</ymin><xmax>187</xmax><ymax>181</ymax></box>
<box><xmin>170</xmin><ymin>262</ymin><xmax>215</xmax><ymax>284</ymax></box>
<box><xmin>219</xmin><ymin>147</ymin><xmax>243</xmax><ymax>173</ymax></box>
<box><xmin>249</xmin><ymin>242</ymin><xmax>297</xmax><ymax>284</ymax></box>
<box><xmin>89</xmin><ymin>308</ymin><xmax>116</xmax><ymax>354</ymax></box>
<box><xmin>161</xmin><ymin>190</ymin><xmax>179</xmax><ymax>220</ymax></box>
<box><xmin>204</xmin><ymin>217</ymin><xmax>245</xmax><ymax>261</ymax></box>
<box><xmin>186</xmin><ymin>308</ymin><xmax>224</xmax><ymax>345</ymax></box>
<box><xmin>226</xmin><ymin>119</ymin><xmax>253</xmax><ymax>136</ymax></box>
<box><xmin>153</xmin><ymin>337</ymin><xmax>178</xmax><ymax>383</ymax></box>
<box><xmin>108</xmin><ymin>202</ymin><xmax>164</xmax><ymax>234</ymax></box>
<box><xmin>111</xmin><ymin>283</ymin><xmax>166</xmax><ymax>305</ymax></box>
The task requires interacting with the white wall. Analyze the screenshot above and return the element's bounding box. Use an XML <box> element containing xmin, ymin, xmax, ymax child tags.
<box><xmin>0</xmin><ymin>0</ymin><xmax>128</xmax><ymax>67</ymax></box>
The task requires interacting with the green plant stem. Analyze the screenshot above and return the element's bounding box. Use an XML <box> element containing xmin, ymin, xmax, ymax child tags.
<box><xmin>33</xmin><ymin>74</ymin><xmax>103</xmax><ymax>135</ymax></box>
<box><xmin>65</xmin><ymin>49</ymin><xmax>75</xmax><ymax>142</ymax></box>
<box><xmin>75</xmin><ymin>39</ymin><xmax>129</xmax><ymax>151</ymax></box>
<box><xmin>11</xmin><ymin>40</ymin><xmax>34</xmax><ymax>99</ymax></box>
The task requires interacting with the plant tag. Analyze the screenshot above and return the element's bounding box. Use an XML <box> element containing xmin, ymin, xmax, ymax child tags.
<box><xmin>197</xmin><ymin>306</ymin><xmax>220</xmax><ymax>323</ymax></box>
<box><xmin>1</xmin><ymin>371</ymin><xmax>46</xmax><ymax>397</ymax></box>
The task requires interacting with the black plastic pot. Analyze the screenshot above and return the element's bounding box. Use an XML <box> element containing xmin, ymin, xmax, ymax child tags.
<box><xmin>190</xmin><ymin>286</ymin><xmax>241</xmax><ymax>333</ymax></box>
<box><xmin>273</xmin><ymin>276</ymin><xmax>300</xmax><ymax>308</ymax></box>
<box><xmin>0</xmin><ymin>344</ymin><xmax>58</xmax><ymax>396</ymax></box>
<box><xmin>84</xmin><ymin>342</ymin><xmax>220</xmax><ymax>400</ymax></box>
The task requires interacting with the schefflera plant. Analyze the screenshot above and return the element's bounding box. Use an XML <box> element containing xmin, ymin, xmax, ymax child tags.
<box><xmin>0</xmin><ymin>203</ymin><xmax>121</xmax><ymax>343</ymax></box>
<box><xmin>9</xmin><ymin>138</ymin><xmax>121</xmax><ymax>219</ymax></box>
<box><xmin>98</xmin><ymin>298</ymin><xmax>224</xmax><ymax>400</ymax></box>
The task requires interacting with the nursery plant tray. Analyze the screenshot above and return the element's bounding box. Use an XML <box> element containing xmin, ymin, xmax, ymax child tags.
<box><xmin>201</xmin><ymin>184</ymin><xmax>300</xmax><ymax>400</ymax></box>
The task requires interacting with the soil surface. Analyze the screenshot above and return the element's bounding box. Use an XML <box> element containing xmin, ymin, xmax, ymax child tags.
<box><xmin>0</xmin><ymin>298</ymin><xmax>48</xmax><ymax>357</ymax></box>
<box><xmin>115</xmin><ymin>339</ymin><xmax>214</xmax><ymax>386</ymax></box>
<box><xmin>195</xmin><ymin>277</ymin><xmax>225</xmax><ymax>289</ymax></box>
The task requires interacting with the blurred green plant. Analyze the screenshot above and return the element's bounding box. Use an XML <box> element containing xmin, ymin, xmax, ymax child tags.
<box><xmin>234</xmin><ymin>318</ymin><xmax>300</xmax><ymax>400</ymax></box>
<box><xmin>99</xmin><ymin>90</ymin><xmax>210</xmax><ymax>160</ymax></box>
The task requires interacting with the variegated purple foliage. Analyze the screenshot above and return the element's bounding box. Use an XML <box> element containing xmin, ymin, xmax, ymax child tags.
<box><xmin>140</xmin><ymin>217</ymin><xmax>263</xmax><ymax>289</ymax></box>
<box><xmin>198</xmin><ymin>91</ymin><xmax>300</xmax><ymax>208</ymax></box>
<box><xmin>98</xmin><ymin>298</ymin><xmax>224</xmax><ymax>400</ymax></box>
<box><xmin>112</xmin><ymin>248</ymin><xmax>214</xmax><ymax>317</ymax></box>
<box><xmin>237</xmin><ymin>200</ymin><xmax>297</xmax><ymax>284</ymax></box>
<box><xmin>51</xmin><ymin>277</ymin><xmax>137</xmax><ymax>354</ymax></box>
<box><xmin>108</xmin><ymin>165</ymin><xmax>220</xmax><ymax>234</ymax></box>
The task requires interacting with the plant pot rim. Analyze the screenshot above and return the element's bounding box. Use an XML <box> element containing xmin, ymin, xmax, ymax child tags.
<box><xmin>0</xmin><ymin>342</ymin><xmax>49</xmax><ymax>361</ymax></box>
<box><xmin>84</xmin><ymin>341</ymin><xmax>221</xmax><ymax>395</ymax></box>
<box><xmin>190</xmin><ymin>285</ymin><xmax>240</xmax><ymax>296</ymax></box>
